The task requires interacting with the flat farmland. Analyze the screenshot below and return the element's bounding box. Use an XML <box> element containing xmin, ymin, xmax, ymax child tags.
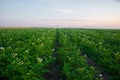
<box><xmin>0</xmin><ymin>28</ymin><xmax>120</xmax><ymax>80</ymax></box>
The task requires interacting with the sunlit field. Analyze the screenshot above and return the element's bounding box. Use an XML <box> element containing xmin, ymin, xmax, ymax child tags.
<box><xmin>0</xmin><ymin>28</ymin><xmax>120</xmax><ymax>80</ymax></box>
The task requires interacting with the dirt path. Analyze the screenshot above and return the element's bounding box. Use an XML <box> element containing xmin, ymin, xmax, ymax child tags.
<box><xmin>82</xmin><ymin>53</ymin><xmax>110</xmax><ymax>80</ymax></box>
<box><xmin>44</xmin><ymin>29</ymin><xmax>61</xmax><ymax>80</ymax></box>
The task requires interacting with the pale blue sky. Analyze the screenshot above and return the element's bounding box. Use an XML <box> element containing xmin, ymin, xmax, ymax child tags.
<box><xmin>0</xmin><ymin>0</ymin><xmax>120</xmax><ymax>28</ymax></box>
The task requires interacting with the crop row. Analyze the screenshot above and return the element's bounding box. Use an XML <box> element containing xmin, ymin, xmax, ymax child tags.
<box><xmin>0</xmin><ymin>28</ymin><xmax>56</xmax><ymax>80</ymax></box>
<box><xmin>57</xmin><ymin>29</ymin><xmax>99</xmax><ymax>80</ymax></box>
<box><xmin>60</xmin><ymin>29</ymin><xmax>120</xmax><ymax>80</ymax></box>
<box><xmin>0</xmin><ymin>28</ymin><xmax>119</xmax><ymax>80</ymax></box>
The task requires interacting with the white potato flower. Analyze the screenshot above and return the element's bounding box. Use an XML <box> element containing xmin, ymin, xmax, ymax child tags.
<box><xmin>37</xmin><ymin>58</ymin><xmax>43</xmax><ymax>63</ymax></box>
<box><xmin>52</xmin><ymin>48</ymin><xmax>55</xmax><ymax>51</ymax></box>
<box><xmin>0</xmin><ymin>47</ymin><xmax>4</xmax><ymax>50</ymax></box>
<box><xmin>99</xmin><ymin>74</ymin><xmax>102</xmax><ymax>77</ymax></box>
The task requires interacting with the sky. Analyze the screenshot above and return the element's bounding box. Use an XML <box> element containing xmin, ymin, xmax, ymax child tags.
<box><xmin>0</xmin><ymin>0</ymin><xmax>120</xmax><ymax>28</ymax></box>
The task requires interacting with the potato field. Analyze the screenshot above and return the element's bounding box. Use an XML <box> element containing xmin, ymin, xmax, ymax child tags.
<box><xmin>0</xmin><ymin>28</ymin><xmax>120</xmax><ymax>80</ymax></box>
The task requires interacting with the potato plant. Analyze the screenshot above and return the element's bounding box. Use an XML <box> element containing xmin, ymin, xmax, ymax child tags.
<box><xmin>57</xmin><ymin>29</ymin><xmax>99</xmax><ymax>80</ymax></box>
<box><xmin>0</xmin><ymin>28</ymin><xmax>56</xmax><ymax>80</ymax></box>
<box><xmin>59</xmin><ymin>29</ymin><xmax>120</xmax><ymax>80</ymax></box>
<box><xmin>0</xmin><ymin>28</ymin><xmax>119</xmax><ymax>80</ymax></box>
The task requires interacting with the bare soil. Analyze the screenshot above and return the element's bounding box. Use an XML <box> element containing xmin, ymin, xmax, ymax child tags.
<box><xmin>81</xmin><ymin>53</ymin><xmax>110</xmax><ymax>80</ymax></box>
<box><xmin>43</xmin><ymin>29</ymin><xmax>62</xmax><ymax>80</ymax></box>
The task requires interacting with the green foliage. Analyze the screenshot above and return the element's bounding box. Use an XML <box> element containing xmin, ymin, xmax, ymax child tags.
<box><xmin>0</xmin><ymin>28</ymin><xmax>56</xmax><ymax>80</ymax></box>
<box><xmin>57</xmin><ymin>29</ymin><xmax>98</xmax><ymax>80</ymax></box>
<box><xmin>58</xmin><ymin>29</ymin><xmax>120</xmax><ymax>80</ymax></box>
<box><xmin>0</xmin><ymin>28</ymin><xmax>119</xmax><ymax>80</ymax></box>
